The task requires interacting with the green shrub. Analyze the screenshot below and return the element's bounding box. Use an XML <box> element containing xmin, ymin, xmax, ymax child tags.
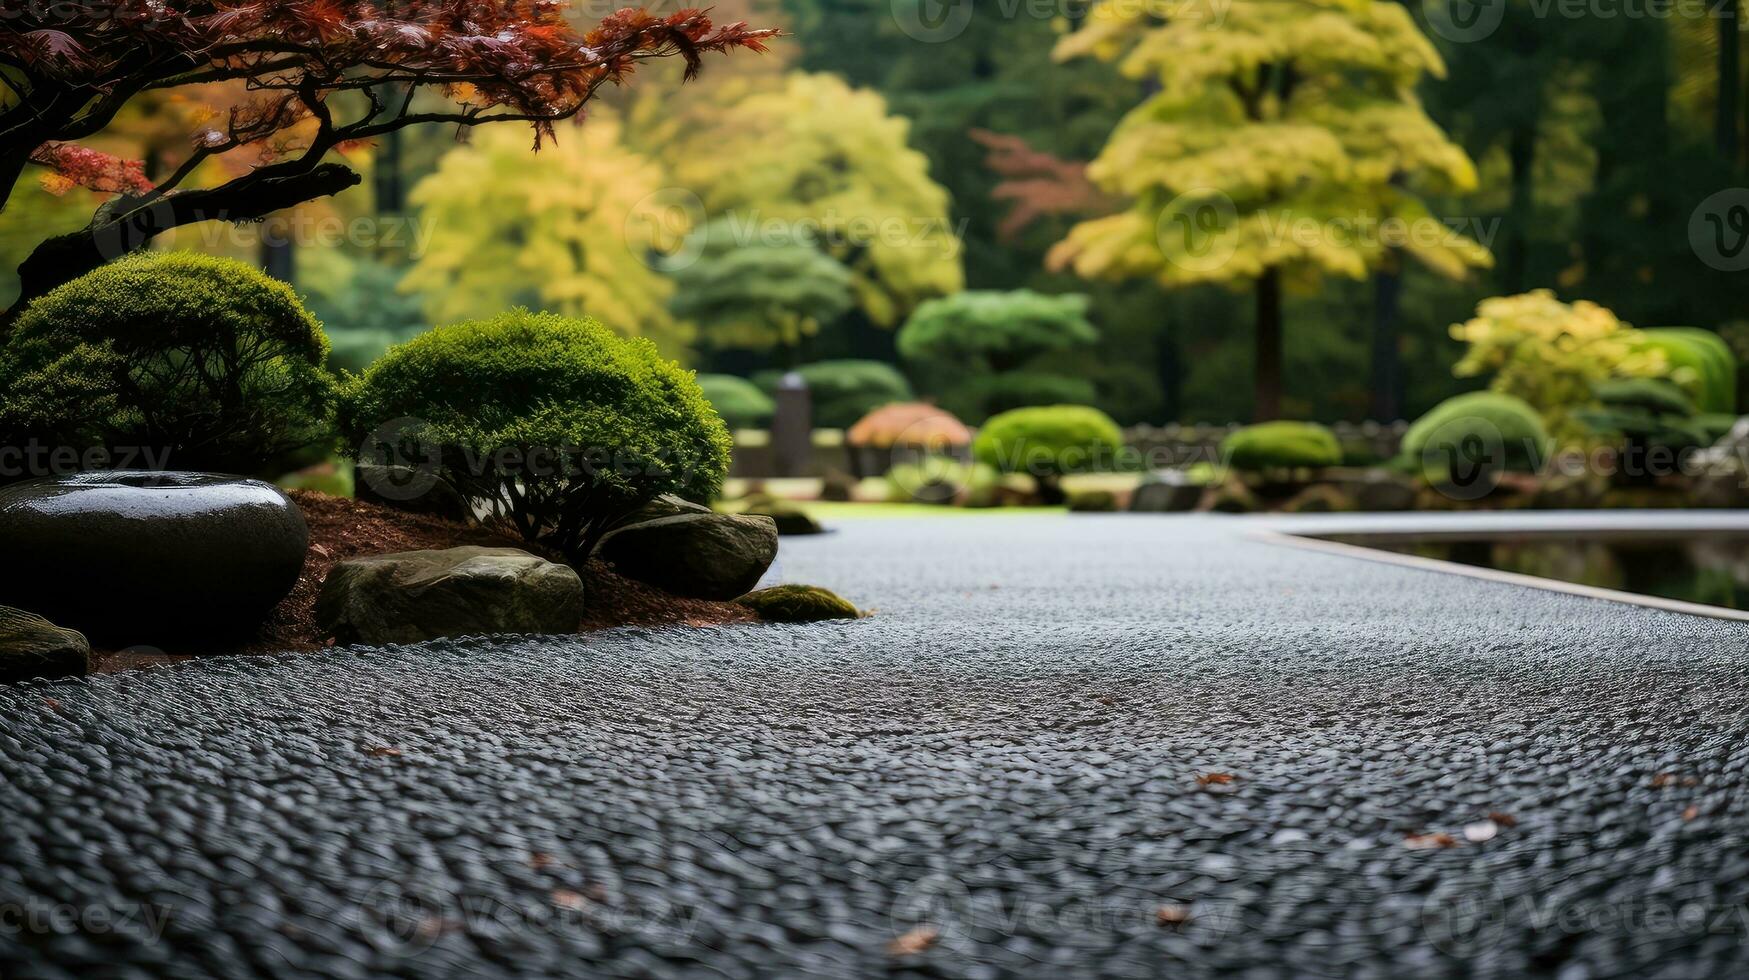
<box><xmin>341</xmin><ymin>309</ymin><xmax>731</xmax><ymax>560</ymax></box>
<box><xmin>1220</xmin><ymin>421</ymin><xmax>1342</xmax><ymax>471</ymax></box>
<box><xmin>696</xmin><ymin>374</ymin><xmax>775</xmax><ymax>429</ymax></box>
<box><xmin>1591</xmin><ymin>378</ymin><xmax>1695</xmax><ymax>416</ymax></box>
<box><xmin>1579</xmin><ymin>377</ymin><xmax>1712</xmax><ymax>469</ymax></box>
<box><xmin>735</xmin><ymin>584</ymin><xmax>860</xmax><ymax>622</ymax></box>
<box><xmin>1638</xmin><ymin>328</ymin><xmax>1737</xmax><ymax>414</ymax></box>
<box><xmin>0</xmin><ymin>251</ymin><xmax>337</xmax><ymax>475</ymax></box>
<box><xmin>1403</xmin><ymin>391</ymin><xmax>1550</xmax><ymax>480</ymax></box>
<box><xmin>972</xmin><ymin>404</ymin><xmax>1123</xmax><ymax>504</ymax></box>
<box><xmin>755</xmin><ymin>360</ymin><xmax>913</xmax><ymax>428</ymax></box>
<box><xmin>898</xmin><ymin>290</ymin><xmax>1098</xmax><ymax>421</ymax></box>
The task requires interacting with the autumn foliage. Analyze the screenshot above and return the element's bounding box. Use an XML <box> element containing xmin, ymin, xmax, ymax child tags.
<box><xmin>0</xmin><ymin>1</ymin><xmax>775</xmax><ymax>312</ymax></box>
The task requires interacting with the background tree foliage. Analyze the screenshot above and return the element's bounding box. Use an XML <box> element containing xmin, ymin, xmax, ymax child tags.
<box><xmin>404</xmin><ymin>116</ymin><xmax>691</xmax><ymax>356</ymax></box>
<box><xmin>1048</xmin><ymin>0</ymin><xmax>1493</xmax><ymax>420</ymax></box>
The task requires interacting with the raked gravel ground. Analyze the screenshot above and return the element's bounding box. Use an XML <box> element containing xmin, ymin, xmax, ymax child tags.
<box><xmin>4</xmin><ymin>513</ymin><xmax>1749</xmax><ymax>979</ymax></box>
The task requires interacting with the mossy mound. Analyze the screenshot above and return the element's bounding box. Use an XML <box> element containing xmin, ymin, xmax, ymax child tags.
<box><xmin>1221</xmin><ymin>421</ymin><xmax>1342</xmax><ymax>471</ymax></box>
<box><xmin>736</xmin><ymin>585</ymin><xmax>860</xmax><ymax>623</ymax></box>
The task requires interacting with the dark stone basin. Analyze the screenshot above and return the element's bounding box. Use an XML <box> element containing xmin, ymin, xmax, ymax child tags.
<box><xmin>0</xmin><ymin>471</ymin><xmax>307</xmax><ymax>645</ymax></box>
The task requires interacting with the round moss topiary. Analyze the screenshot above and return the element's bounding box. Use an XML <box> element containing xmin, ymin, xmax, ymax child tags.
<box><xmin>341</xmin><ymin>309</ymin><xmax>731</xmax><ymax>560</ymax></box>
<box><xmin>1403</xmin><ymin>391</ymin><xmax>1550</xmax><ymax>480</ymax></box>
<box><xmin>696</xmin><ymin>374</ymin><xmax>775</xmax><ymax>430</ymax></box>
<box><xmin>971</xmin><ymin>404</ymin><xmax>1123</xmax><ymax>505</ymax></box>
<box><xmin>0</xmin><ymin>250</ymin><xmax>337</xmax><ymax>475</ymax></box>
<box><xmin>1220</xmin><ymin>421</ymin><xmax>1342</xmax><ymax>471</ymax></box>
<box><xmin>735</xmin><ymin>584</ymin><xmax>860</xmax><ymax>622</ymax></box>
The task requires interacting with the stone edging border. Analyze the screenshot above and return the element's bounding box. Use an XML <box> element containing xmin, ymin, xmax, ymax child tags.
<box><xmin>1251</xmin><ymin>527</ymin><xmax>1749</xmax><ymax>623</ymax></box>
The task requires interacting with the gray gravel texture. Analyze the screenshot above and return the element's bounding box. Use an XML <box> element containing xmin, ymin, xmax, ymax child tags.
<box><xmin>4</xmin><ymin>513</ymin><xmax>1749</xmax><ymax>979</ymax></box>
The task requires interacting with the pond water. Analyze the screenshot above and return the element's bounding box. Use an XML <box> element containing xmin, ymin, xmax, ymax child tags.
<box><xmin>1329</xmin><ymin>533</ymin><xmax>1749</xmax><ymax>611</ymax></box>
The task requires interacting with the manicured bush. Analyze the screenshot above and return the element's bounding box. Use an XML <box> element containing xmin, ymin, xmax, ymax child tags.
<box><xmin>1403</xmin><ymin>391</ymin><xmax>1550</xmax><ymax>480</ymax></box>
<box><xmin>0</xmin><ymin>251</ymin><xmax>337</xmax><ymax>475</ymax></box>
<box><xmin>696</xmin><ymin>374</ymin><xmax>775</xmax><ymax>430</ymax></box>
<box><xmin>972</xmin><ymin>405</ymin><xmax>1123</xmax><ymax>504</ymax></box>
<box><xmin>1637</xmin><ymin>328</ymin><xmax>1737</xmax><ymax>414</ymax></box>
<box><xmin>1220</xmin><ymin>421</ymin><xmax>1342</xmax><ymax>471</ymax></box>
<box><xmin>1590</xmin><ymin>378</ymin><xmax>1695</xmax><ymax>416</ymax></box>
<box><xmin>734</xmin><ymin>584</ymin><xmax>860</xmax><ymax>622</ymax></box>
<box><xmin>1579</xmin><ymin>377</ymin><xmax>1712</xmax><ymax>475</ymax></box>
<box><xmin>755</xmin><ymin>359</ymin><xmax>913</xmax><ymax>429</ymax></box>
<box><xmin>341</xmin><ymin>309</ymin><xmax>731</xmax><ymax>560</ymax></box>
<box><xmin>899</xmin><ymin>290</ymin><xmax>1098</xmax><ymax>420</ymax></box>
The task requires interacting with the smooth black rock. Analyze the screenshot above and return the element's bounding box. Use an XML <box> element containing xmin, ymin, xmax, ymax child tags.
<box><xmin>596</xmin><ymin>512</ymin><xmax>778</xmax><ymax>600</ymax></box>
<box><xmin>0</xmin><ymin>471</ymin><xmax>307</xmax><ymax>644</ymax></box>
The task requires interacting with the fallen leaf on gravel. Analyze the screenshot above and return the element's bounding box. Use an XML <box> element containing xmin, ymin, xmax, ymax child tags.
<box><xmin>311</xmin><ymin>544</ymin><xmax>332</xmax><ymax>558</ymax></box>
<box><xmin>364</xmin><ymin>746</ymin><xmax>403</xmax><ymax>758</ymax></box>
<box><xmin>1487</xmin><ymin>812</ymin><xmax>1517</xmax><ymax>828</ymax></box>
<box><xmin>39</xmin><ymin>697</ymin><xmax>61</xmax><ymax>713</ymax></box>
<box><xmin>1196</xmin><ymin>773</ymin><xmax>1237</xmax><ymax>786</ymax></box>
<box><xmin>529</xmin><ymin>852</ymin><xmax>558</xmax><ymax>870</ymax></box>
<box><xmin>551</xmin><ymin>889</ymin><xmax>586</xmax><ymax>910</ymax></box>
<box><xmin>1155</xmin><ymin>904</ymin><xmax>1193</xmax><ymax>926</ymax></box>
<box><xmin>1651</xmin><ymin>773</ymin><xmax>1699</xmax><ymax>788</ymax></box>
<box><xmin>1463</xmin><ymin>821</ymin><xmax>1498</xmax><ymax>843</ymax></box>
<box><xmin>888</xmin><ymin>925</ymin><xmax>938</xmax><ymax>956</ymax></box>
<box><xmin>1404</xmin><ymin>832</ymin><xmax>1459</xmax><ymax>850</ymax></box>
<box><xmin>1683</xmin><ymin>805</ymin><xmax>1701</xmax><ymax>821</ymax></box>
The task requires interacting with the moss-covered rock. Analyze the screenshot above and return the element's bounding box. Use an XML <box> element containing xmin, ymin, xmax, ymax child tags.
<box><xmin>735</xmin><ymin>585</ymin><xmax>860</xmax><ymax>623</ymax></box>
<box><xmin>0</xmin><ymin>605</ymin><xmax>89</xmax><ymax>684</ymax></box>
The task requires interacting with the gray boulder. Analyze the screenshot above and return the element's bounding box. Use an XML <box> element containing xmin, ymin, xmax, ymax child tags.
<box><xmin>316</xmin><ymin>546</ymin><xmax>585</xmax><ymax>646</ymax></box>
<box><xmin>595</xmin><ymin>513</ymin><xmax>779</xmax><ymax>600</ymax></box>
<box><xmin>0</xmin><ymin>605</ymin><xmax>89</xmax><ymax>684</ymax></box>
<box><xmin>0</xmin><ymin>471</ymin><xmax>307</xmax><ymax>644</ymax></box>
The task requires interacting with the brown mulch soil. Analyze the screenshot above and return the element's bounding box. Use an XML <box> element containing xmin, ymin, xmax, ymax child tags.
<box><xmin>90</xmin><ymin>490</ymin><xmax>755</xmax><ymax>674</ymax></box>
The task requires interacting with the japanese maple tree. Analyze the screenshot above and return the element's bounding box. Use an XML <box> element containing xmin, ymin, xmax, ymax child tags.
<box><xmin>0</xmin><ymin>1</ymin><xmax>774</xmax><ymax>318</ymax></box>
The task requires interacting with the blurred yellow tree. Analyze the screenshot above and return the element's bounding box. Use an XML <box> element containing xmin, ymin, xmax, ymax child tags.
<box><xmin>1050</xmin><ymin>0</ymin><xmax>1492</xmax><ymax>419</ymax></box>
<box><xmin>654</xmin><ymin>72</ymin><xmax>963</xmax><ymax>328</ymax></box>
<box><xmin>404</xmin><ymin>112</ymin><xmax>691</xmax><ymax>356</ymax></box>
